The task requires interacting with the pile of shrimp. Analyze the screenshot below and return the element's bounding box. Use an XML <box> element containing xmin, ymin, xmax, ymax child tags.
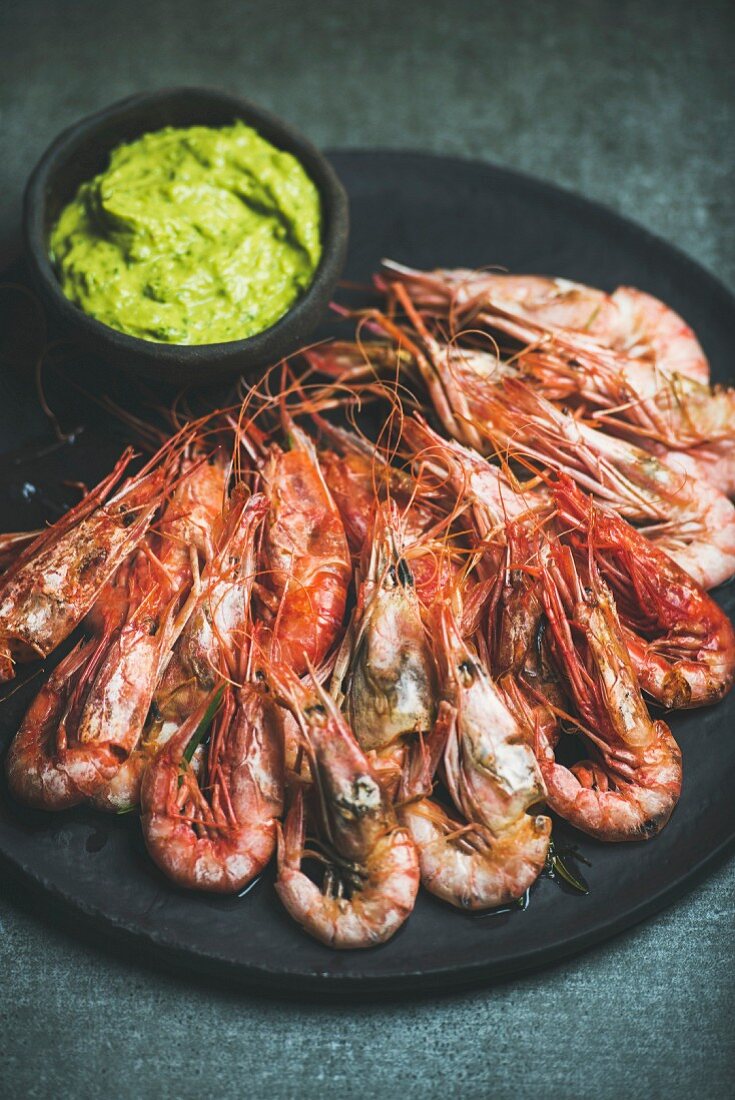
<box><xmin>2</xmin><ymin>264</ymin><xmax>734</xmax><ymax>951</ymax></box>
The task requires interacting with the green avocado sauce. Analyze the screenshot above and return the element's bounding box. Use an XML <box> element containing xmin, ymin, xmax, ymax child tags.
<box><xmin>49</xmin><ymin>121</ymin><xmax>322</xmax><ymax>345</ymax></box>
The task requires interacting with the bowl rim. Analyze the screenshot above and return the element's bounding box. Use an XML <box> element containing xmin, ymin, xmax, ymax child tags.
<box><xmin>22</xmin><ymin>86</ymin><xmax>348</xmax><ymax>361</ymax></box>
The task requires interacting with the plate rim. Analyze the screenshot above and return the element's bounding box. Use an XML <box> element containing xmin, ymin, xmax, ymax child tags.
<box><xmin>2</xmin><ymin>147</ymin><xmax>734</xmax><ymax>997</ymax></box>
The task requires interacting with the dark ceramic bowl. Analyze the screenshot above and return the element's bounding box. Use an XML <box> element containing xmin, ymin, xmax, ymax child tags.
<box><xmin>23</xmin><ymin>88</ymin><xmax>349</xmax><ymax>386</ymax></box>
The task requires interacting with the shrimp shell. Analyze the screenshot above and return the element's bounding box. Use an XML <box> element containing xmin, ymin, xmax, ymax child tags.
<box><xmin>141</xmin><ymin>685</ymin><xmax>283</xmax><ymax>893</ymax></box>
<box><xmin>272</xmin><ymin>676</ymin><xmax>419</xmax><ymax>949</ymax></box>
<box><xmin>538</xmin><ymin>545</ymin><xmax>682</xmax><ymax>841</ymax></box>
<box><xmin>401</xmin><ymin>798</ymin><xmax>550</xmax><ymax>910</ymax></box>
<box><xmin>0</xmin><ymin>449</ymin><xmax>164</xmax><ymax>680</ymax></box>
<box><xmin>257</xmin><ymin>424</ymin><xmax>351</xmax><ymax>675</ymax></box>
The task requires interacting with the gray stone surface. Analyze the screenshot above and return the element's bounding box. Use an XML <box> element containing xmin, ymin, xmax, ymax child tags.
<box><xmin>1</xmin><ymin>1</ymin><xmax>733</xmax><ymax>1096</ymax></box>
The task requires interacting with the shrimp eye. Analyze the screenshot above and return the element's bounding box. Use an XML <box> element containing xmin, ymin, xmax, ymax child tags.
<box><xmin>458</xmin><ymin>659</ymin><xmax>475</xmax><ymax>685</ymax></box>
<box><xmin>397</xmin><ymin>557</ymin><xmax>414</xmax><ymax>588</ymax></box>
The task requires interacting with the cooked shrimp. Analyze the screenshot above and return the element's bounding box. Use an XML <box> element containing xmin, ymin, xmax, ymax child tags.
<box><xmin>433</xmin><ymin>602</ymin><xmax>548</xmax><ymax>837</ymax></box>
<box><xmin>381</xmin><ymin>261</ymin><xmax>710</xmax><ymax>383</ymax></box>
<box><xmin>316</xmin><ymin>418</ymin><xmax>459</xmax><ymax>609</ymax></box>
<box><xmin>6</xmin><ymin>567</ymin><xmax>130</xmax><ymax>808</ymax></box>
<box><xmin>338</xmin><ymin>499</ymin><xmax>436</xmax><ymax>753</ymax></box>
<box><xmin>0</xmin><ymin>447</ymin><xmax>166</xmax><ymax>680</ymax></box>
<box><xmin>319</xmin><ymin>444</ymin><xmax>379</xmax><ymax>556</ymax></box>
<box><xmin>648</xmin><ymin>442</ymin><xmax>735</xmax><ymax>502</ymax></box>
<box><xmin>397</xmin><ymin>717</ymin><xmax>549</xmax><ymax>909</ymax></box>
<box><xmin>554</xmin><ymin>475</ymin><xmax>735</xmax><ymax>708</ymax></box>
<box><xmin>538</xmin><ymin>544</ymin><xmax>682</xmax><ymax>841</ymax></box>
<box><xmin>385</xmin><ymin>266</ymin><xmax>735</xmax><ymax>501</ymax></box>
<box><xmin>606</xmin><ymin>285</ymin><xmax>711</xmax><ymax>384</ymax></box>
<box><xmin>273</xmin><ymin>676</ymin><xmax>419</xmax><ymax>949</ymax></box>
<box><xmin>138</xmin><ymin>490</ymin><xmax>268</xmax><ymax>768</ymax></box>
<box><xmin>88</xmin><ymin>451</ymin><xmax>229</xmax><ymax>811</ymax></box>
<box><xmin>487</xmin><ymin>520</ymin><xmax>568</xmax><ymax>717</ymax></box>
<box><xmin>5</xmin><ymin>434</ymin><xmax>223</xmax><ymax>810</ymax></box>
<box><xmin>401</xmin><ymin>797</ymin><xmax>550</xmax><ymax>911</ymax></box>
<box><xmin>463</xmin><ymin>378</ymin><xmax>735</xmax><ymax>588</ymax></box>
<box><xmin>522</xmin><ymin>341</ymin><xmax>734</xmax><ymax>454</ymax></box>
<box><xmin>435</xmin><ymin>286</ymin><xmax>735</xmax><ymax>497</ymax></box>
<box><xmin>401</xmin><ymin>415</ymin><xmax>548</xmax><ymax>545</ymax></box>
<box><xmin>256</xmin><ymin>422</ymin><xmax>351</xmax><ymax>674</ymax></box>
<box><xmin>141</xmin><ymin>683</ymin><xmax>283</xmax><ymax>892</ymax></box>
<box><xmin>374</xmin><ymin>297</ymin><xmax>735</xmax><ymax>580</ymax></box>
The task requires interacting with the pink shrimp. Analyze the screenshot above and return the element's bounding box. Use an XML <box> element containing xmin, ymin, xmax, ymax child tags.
<box><xmin>141</xmin><ymin>682</ymin><xmax>284</xmax><ymax>893</ymax></box>
<box><xmin>380</xmin><ymin>261</ymin><xmax>710</xmax><ymax>383</ymax></box>
<box><xmin>398</xmin><ymin>694</ymin><xmax>550</xmax><ymax>911</ymax></box>
<box><xmin>337</xmin><ymin>499</ymin><xmax>436</xmax><ymax>753</ymax></box>
<box><xmin>399</xmin><ymin>575</ymin><xmax>551</xmax><ymax>910</ymax></box>
<box><xmin>416</xmin><ymin>281</ymin><xmax>735</xmax><ymax>498</ymax></box>
<box><xmin>400</xmin><ymin>797</ymin><xmax>550</xmax><ymax>911</ymax></box>
<box><xmin>450</xmin><ymin>377</ymin><xmax>735</xmax><ymax>589</ymax></box>
<box><xmin>383</xmin><ymin>266</ymin><xmax>735</xmax><ymax>500</ymax></box>
<box><xmin>433</xmin><ymin>600</ymin><xmax>548</xmax><ymax>836</ymax></box>
<box><xmin>273</xmin><ymin>674</ymin><xmax>419</xmax><ymax>949</ymax></box>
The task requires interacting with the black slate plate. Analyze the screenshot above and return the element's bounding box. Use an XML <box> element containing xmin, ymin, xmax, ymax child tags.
<box><xmin>1</xmin><ymin>151</ymin><xmax>734</xmax><ymax>996</ymax></box>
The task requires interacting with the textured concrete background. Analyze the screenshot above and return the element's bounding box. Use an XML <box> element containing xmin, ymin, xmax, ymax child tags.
<box><xmin>1</xmin><ymin>1</ymin><xmax>734</xmax><ymax>1096</ymax></box>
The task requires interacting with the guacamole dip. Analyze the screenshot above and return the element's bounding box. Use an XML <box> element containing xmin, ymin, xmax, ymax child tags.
<box><xmin>49</xmin><ymin>122</ymin><xmax>322</xmax><ymax>344</ymax></box>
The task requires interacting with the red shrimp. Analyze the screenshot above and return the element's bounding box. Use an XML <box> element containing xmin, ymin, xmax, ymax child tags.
<box><xmin>255</xmin><ymin>422</ymin><xmax>351</xmax><ymax>674</ymax></box>
<box><xmin>141</xmin><ymin>490</ymin><xmax>269</xmax><ymax>762</ymax></box>
<box><xmin>0</xmin><ymin>446</ymin><xmax>167</xmax><ymax>680</ymax></box>
<box><xmin>6</xmin><ymin>565</ymin><xmax>131</xmax><ymax>808</ymax></box>
<box><xmin>537</xmin><ymin>544</ymin><xmax>682</xmax><ymax>841</ymax></box>
<box><xmin>553</xmin><ymin>475</ymin><xmax>735</xmax><ymax>708</ymax></box>
<box><xmin>317</xmin><ymin>419</ymin><xmax>458</xmax><ymax>609</ymax></box>
<box><xmin>88</xmin><ymin>450</ymin><xmax>229</xmax><ymax>811</ymax></box>
<box><xmin>455</xmin><ymin>377</ymin><xmax>735</xmax><ymax>588</ymax></box>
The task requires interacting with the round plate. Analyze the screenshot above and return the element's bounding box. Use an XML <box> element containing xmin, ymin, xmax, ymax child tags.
<box><xmin>1</xmin><ymin>151</ymin><xmax>733</xmax><ymax>995</ymax></box>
